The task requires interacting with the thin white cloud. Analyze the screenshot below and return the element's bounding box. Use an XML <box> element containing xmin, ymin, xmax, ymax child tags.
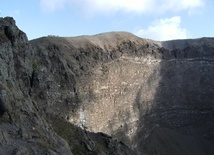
<box><xmin>40</xmin><ymin>0</ymin><xmax>205</xmax><ymax>14</ymax></box>
<box><xmin>85</xmin><ymin>0</ymin><xmax>152</xmax><ymax>14</ymax></box>
<box><xmin>157</xmin><ymin>0</ymin><xmax>205</xmax><ymax>12</ymax></box>
<box><xmin>40</xmin><ymin>0</ymin><xmax>69</xmax><ymax>12</ymax></box>
<box><xmin>86</xmin><ymin>0</ymin><xmax>205</xmax><ymax>14</ymax></box>
<box><xmin>134</xmin><ymin>16</ymin><xmax>189</xmax><ymax>41</ymax></box>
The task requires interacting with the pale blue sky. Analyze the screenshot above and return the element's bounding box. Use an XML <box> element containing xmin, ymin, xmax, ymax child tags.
<box><xmin>0</xmin><ymin>0</ymin><xmax>214</xmax><ymax>41</ymax></box>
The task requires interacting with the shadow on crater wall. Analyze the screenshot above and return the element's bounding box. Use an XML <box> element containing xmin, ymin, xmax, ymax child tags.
<box><xmin>133</xmin><ymin>45</ymin><xmax>214</xmax><ymax>155</ymax></box>
<box><xmin>30</xmin><ymin>36</ymin><xmax>214</xmax><ymax>155</ymax></box>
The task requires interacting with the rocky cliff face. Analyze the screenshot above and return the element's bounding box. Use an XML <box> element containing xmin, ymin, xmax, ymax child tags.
<box><xmin>0</xmin><ymin>17</ymin><xmax>135</xmax><ymax>155</ymax></box>
<box><xmin>0</xmin><ymin>17</ymin><xmax>214</xmax><ymax>155</ymax></box>
<box><xmin>0</xmin><ymin>17</ymin><xmax>75</xmax><ymax>155</ymax></box>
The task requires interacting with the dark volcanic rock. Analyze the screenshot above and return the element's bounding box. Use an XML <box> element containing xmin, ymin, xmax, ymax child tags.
<box><xmin>1</xmin><ymin>17</ymin><xmax>214</xmax><ymax>155</ymax></box>
<box><xmin>0</xmin><ymin>17</ymin><xmax>136</xmax><ymax>155</ymax></box>
<box><xmin>30</xmin><ymin>32</ymin><xmax>214</xmax><ymax>155</ymax></box>
<box><xmin>0</xmin><ymin>17</ymin><xmax>72</xmax><ymax>155</ymax></box>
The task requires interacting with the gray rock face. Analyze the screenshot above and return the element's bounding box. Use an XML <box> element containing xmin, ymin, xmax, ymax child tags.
<box><xmin>30</xmin><ymin>33</ymin><xmax>214</xmax><ymax>155</ymax></box>
<box><xmin>1</xmin><ymin>17</ymin><xmax>214</xmax><ymax>155</ymax></box>
<box><xmin>0</xmin><ymin>17</ymin><xmax>136</xmax><ymax>155</ymax></box>
<box><xmin>0</xmin><ymin>17</ymin><xmax>72</xmax><ymax>155</ymax></box>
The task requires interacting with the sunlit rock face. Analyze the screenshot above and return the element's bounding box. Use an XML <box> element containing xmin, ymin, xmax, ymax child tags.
<box><xmin>0</xmin><ymin>17</ymin><xmax>136</xmax><ymax>155</ymax></box>
<box><xmin>31</xmin><ymin>31</ymin><xmax>214</xmax><ymax>155</ymax></box>
<box><xmin>73</xmin><ymin>56</ymin><xmax>161</xmax><ymax>139</ymax></box>
<box><xmin>1</xmin><ymin>17</ymin><xmax>214</xmax><ymax>155</ymax></box>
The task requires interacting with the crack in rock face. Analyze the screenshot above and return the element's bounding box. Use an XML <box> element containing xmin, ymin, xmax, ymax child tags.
<box><xmin>0</xmin><ymin>98</ymin><xmax>7</xmax><ymax>116</ymax></box>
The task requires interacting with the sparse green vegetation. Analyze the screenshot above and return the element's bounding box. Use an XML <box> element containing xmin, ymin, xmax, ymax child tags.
<box><xmin>6</xmin><ymin>79</ymin><xmax>13</xmax><ymax>89</ymax></box>
<box><xmin>72</xmin><ymin>145</ymin><xmax>85</xmax><ymax>155</ymax></box>
<box><xmin>45</xmin><ymin>115</ymin><xmax>87</xmax><ymax>155</ymax></box>
<box><xmin>37</xmin><ymin>140</ymin><xmax>54</xmax><ymax>150</ymax></box>
<box><xmin>32</xmin><ymin>60</ymin><xmax>39</xmax><ymax>71</ymax></box>
<box><xmin>17</xmin><ymin>94</ymin><xmax>25</xmax><ymax>102</ymax></box>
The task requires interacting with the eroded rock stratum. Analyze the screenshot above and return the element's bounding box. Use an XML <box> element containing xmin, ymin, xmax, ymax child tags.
<box><xmin>1</xmin><ymin>17</ymin><xmax>214</xmax><ymax>155</ymax></box>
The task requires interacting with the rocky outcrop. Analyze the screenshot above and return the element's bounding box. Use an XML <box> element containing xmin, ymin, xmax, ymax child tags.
<box><xmin>30</xmin><ymin>32</ymin><xmax>214</xmax><ymax>155</ymax></box>
<box><xmin>0</xmin><ymin>17</ymin><xmax>214</xmax><ymax>155</ymax></box>
<box><xmin>0</xmin><ymin>17</ymin><xmax>136</xmax><ymax>155</ymax></box>
<box><xmin>0</xmin><ymin>17</ymin><xmax>72</xmax><ymax>155</ymax></box>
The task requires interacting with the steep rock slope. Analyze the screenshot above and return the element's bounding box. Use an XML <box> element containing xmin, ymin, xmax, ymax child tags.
<box><xmin>0</xmin><ymin>17</ymin><xmax>72</xmax><ymax>154</ymax></box>
<box><xmin>1</xmin><ymin>17</ymin><xmax>214</xmax><ymax>155</ymax></box>
<box><xmin>0</xmin><ymin>17</ymin><xmax>136</xmax><ymax>155</ymax></box>
<box><xmin>30</xmin><ymin>32</ymin><xmax>214</xmax><ymax>154</ymax></box>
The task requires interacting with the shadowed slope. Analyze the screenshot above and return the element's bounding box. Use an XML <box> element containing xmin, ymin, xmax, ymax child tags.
<box><xmin>1</xmin><ymin>16</ymin><xmax>213</xmax><ymax>155</ymax></box>
<box><xmin>30</xmin><ymin>32</ymin><xmax>214</xmax><ymax>155</ymax></box>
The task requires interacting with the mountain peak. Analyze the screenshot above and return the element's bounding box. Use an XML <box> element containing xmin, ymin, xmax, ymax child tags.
<box><xmin>64</xmin><ymin>31</ymin><xmax>146</xmax><ymax>49</ymax></box>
